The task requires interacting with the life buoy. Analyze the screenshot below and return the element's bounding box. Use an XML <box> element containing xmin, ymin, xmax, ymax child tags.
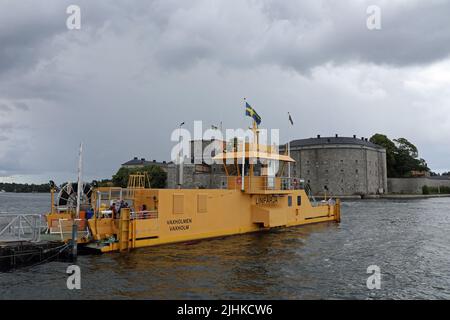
<box><xmin>236</xmin><ymin>177</ymin><xmax>242</xmax><ymax>185</ymax></box>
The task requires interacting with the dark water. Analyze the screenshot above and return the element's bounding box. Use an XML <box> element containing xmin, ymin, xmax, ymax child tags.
<box><xmin>1</xmin><ymin>192</ymin><xmax>450</xmax><ymax>299</ymax></box>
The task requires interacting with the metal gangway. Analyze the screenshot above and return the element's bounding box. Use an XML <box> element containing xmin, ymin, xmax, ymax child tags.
<box><xmin>0</xmin><ymin>213</ymin><xmax>47</xmax><ymax>243</ymax></box>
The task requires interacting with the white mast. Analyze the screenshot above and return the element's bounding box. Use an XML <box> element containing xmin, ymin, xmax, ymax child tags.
<box><xmin>76</xmin><ymin>142</ymin><xmax>83</xmax><ymax>219</ymax></box>
<box><xmin>287</xmin><ymin>112</ymin><xmax>293</xmax><ymax>187</ymax></box>
<box><xmin>178</xmin><ymin>122</ymin><xmax>184</xmax><ymax>188</ymax></box>
<box><xmin>241</xmin><ymin>137</ymin><xmax>245</xmax><ymax>191</ymax></box>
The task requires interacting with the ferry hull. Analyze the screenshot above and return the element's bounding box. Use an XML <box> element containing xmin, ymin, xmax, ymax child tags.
<box><xmin>86</xmin><ymin>188</ymin><xmax>340</xmax><ymax>253</ymax></box>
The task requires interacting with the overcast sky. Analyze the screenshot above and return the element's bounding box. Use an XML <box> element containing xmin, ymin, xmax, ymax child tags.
<box><xmin>1</xmin><ymin>0</ymin><xmax>450</xmax><ymax>184</ymax></box>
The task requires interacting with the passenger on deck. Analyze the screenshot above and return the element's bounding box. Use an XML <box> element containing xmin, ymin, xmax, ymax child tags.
<box><xmin>110</xmin><ymin>203</ymin><xmax>117</xmax><ymax>219</ymax></box>
<box><xmin>140</xmin><ymin>204</ymin><xmax>147</xmax><ymax>219</ymax></box>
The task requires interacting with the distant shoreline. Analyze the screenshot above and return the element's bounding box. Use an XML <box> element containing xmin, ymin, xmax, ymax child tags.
<box><xmin>317</xmin><ymin>194</ymin><xmax>450</xmax><ymax>201</ymax></box>
<box><xmin>0</xmin><ymin>191</ymin><xmax>50</xmax><ymax>194</ymax></box>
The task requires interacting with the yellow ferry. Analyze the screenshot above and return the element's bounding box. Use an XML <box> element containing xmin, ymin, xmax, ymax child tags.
<box><xmin>45</xmin><ymin>122</ymin><xmax>341</xmax><ymax>253</ymax></box>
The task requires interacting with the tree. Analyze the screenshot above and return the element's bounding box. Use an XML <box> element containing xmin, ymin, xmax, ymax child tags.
<box><xmin>112</xmin><ymin>165</ymin><xmax>167</xmax><ymax>188</ymax></box>
<box><xmin>370</xmin><ymin>134</ymin><xmax>430</xmax><ymax>178</ymax></box>
<box><xmin>394</xmin><ymin>138</ymin><xmax>419</xmax><ymax>159</ymax></box>
<box><xmin>369</xmin><ymin>134</ymin><xmax>397</xmax><ymax>177</ymax></box>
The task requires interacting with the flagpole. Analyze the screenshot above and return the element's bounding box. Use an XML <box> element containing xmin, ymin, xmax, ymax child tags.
<box><xmin>178</xmin><ymin>122</ymin><xmax>184</xmax><ymax>189</ymax></box>
<box><xmin>288</xmin><ymin>140</ymin><xmax>291</xmax><ymax>180</ymax></box>
<box><xmin>76</xmin><ymin>142</ymin><xmax>83</xmax><ymax>220</ymax></box>
<box><xmin>288</xmin><ymin>113</ymin><xmax>291</xmax><ymax>183</ymax></box>
<box><xmin>287</xmin><ymin>112</ymin><xmax>293</xmax><ymax>189</ymax></box>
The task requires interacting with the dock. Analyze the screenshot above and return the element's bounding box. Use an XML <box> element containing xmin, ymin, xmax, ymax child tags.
<box><xmin>0</xmin><ymin>213</ymin><xmax>73</xmax><ymax>271</ymax></box>
<box><xmin>0</xmin><ymin>240</ymin><xmax>70</xmax><ymax>271</ymax></box>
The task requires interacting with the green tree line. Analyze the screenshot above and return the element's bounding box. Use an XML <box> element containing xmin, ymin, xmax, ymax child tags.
<box><xmin>0</xmin><ymin>182</ymin><xmax>50</xmax><ymax>193</ymax></box>
<box><xmin>110</xmin><ymin>165</ymin><xmax>167</xmax><ymax>188</ymax></box>
<box><xmin>1</xmin><ymin>165</ymin><xmax>167</xmax><ymax>193</ymax></box>
<box><xmin>369</xmin><ymin>134</ymin><xmax>430</xmax><ymax>178</ymax></box>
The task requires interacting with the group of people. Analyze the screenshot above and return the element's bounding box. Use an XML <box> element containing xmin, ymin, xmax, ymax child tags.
<box><xmin>109</xmin><ymin>200</ymin><xmax>129</xmax><ymax>219</ymax></box>
<box><xmin>106</xmin><ymin>201</ymin><xmax>151</xmax><ymax>219</ymax></box>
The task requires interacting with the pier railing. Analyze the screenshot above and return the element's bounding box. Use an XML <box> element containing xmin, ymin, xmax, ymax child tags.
<box><xmin>0</xmin><ymin>214</ymin><xmax>46</xmax><ymax>243</ymax></box>
<box><xmin>51</xmin><ymin>218</ymin><xmax>90</xmax><ymax>241</ymax></box>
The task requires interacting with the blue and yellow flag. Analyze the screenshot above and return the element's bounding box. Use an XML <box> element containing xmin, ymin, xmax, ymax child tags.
<box><xmin>245</xmin><ymin>102</ymin><xmax>261</xmax><ymax>125</ymax></box>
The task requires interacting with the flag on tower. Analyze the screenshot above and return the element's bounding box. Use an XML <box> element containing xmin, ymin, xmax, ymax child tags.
<box><xmin>245</xmin><ymin>102</ymin><xmax>261</xmax><ymax>125</ymax></box>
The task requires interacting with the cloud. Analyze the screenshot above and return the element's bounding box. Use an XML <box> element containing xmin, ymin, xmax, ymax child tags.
<box><xmin>12</xmin><ymin>101</ymin><xmax>29</xmax><ymax>111</ymax></box>
<box><xmin>1</xmin><ymin>0</ymin><xmax>450</xmax><ymax>182</ymax></box>
<box><xmin>0</xmin><ymin>104</ymin><xmax>11</xmax><ymax>112</ymax></box>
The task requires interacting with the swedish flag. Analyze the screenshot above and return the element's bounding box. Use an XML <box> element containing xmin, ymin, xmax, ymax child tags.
<box><xmin>245</xmin><ymin>102</ymin><xmax>261</xmax><ymax>125</ymax></box>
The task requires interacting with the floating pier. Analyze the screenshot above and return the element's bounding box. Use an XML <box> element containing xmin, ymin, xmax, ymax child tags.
<box><xmin>0</xmin><ymin>240</ymin><xmax>70</xmax><ymax>271</ymax></box>
<box><xmin>0</xmin><ymin>213</ymin><xmax>73</xmax><ymax>271</ymax></box>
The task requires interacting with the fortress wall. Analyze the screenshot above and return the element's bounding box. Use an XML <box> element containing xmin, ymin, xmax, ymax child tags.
<box><xmin>292</xmin><ymin>144</ymin><xmax>387</xmax><ymax>196</ymax></box>
<box><xmin>388</xmin><ymin>178</ymin><xmax>450</xmax><ymax>194</ymax></box>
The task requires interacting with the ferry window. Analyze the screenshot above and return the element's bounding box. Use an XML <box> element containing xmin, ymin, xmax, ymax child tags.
<box><xmin>173</xmin><ymin>194</ymin><xmax>184</xmax><ymax>214</ymax></box>
<box><xmin>197</xmin><ymin>194</ymin><xmax>207</xmax><ymax>213</ymax></box>
<box><xmin>297</xmin><ymin>196</ymin><xmax>301</xmax><ymax>206</ymax></box>
<box><xmin>288</xmin><ymin>196</ymin><xmax>292</xmax><ymax>207</ymax></box>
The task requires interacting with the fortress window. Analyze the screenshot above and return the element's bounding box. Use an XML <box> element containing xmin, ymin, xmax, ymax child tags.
<box><xmin>288</xmin><ymin>196</ymin><xmax>292</xmax><ymax>207</ymax></box>
<box><xmin>297</xmin><ymin>196</ymin><xmax>302</xmax><ymax>206</ymax></box>
<box><xmin>340</xmin><ymin>169</ymin><xmax>344</xmax><ymax>173</ymax></box>
<box><xmin>355</xmin><ymin>169</ymin><xmax>359</xmax><ymax>173</ymax></box>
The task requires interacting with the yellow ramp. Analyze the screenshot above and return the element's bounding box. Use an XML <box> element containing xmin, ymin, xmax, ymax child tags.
<box><xmin>251</xmin><ymin>205</ymin><xmax>288</xmax><ymax>228</ymax></box>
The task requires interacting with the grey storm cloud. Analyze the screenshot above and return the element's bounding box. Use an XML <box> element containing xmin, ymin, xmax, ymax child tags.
<box><xmin>1</xmin><ymin>0</ymin><xmax>450</xmax><ymax>182</ymax></box>
<box><xmin>1</xmin><ymin>0</ymin><xmax>450</xmax><ymax>78</ymax></box>
<box><xmin>0</xmin><ymin>104</ymin><xmax>11</xmax><ymax>112</ymax></box>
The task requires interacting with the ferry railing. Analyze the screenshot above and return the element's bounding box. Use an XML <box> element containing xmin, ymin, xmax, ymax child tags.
<box><xmin>0</xmin><ymin>213</ymin><xmax>46</xmax><ymax>242</ymax></box>
<box><xmin>217</xmin><ymin>176</ymin><xmax>304</xmax><ymax>191</ymax></box>
<box><xmin>54</xmin><ymin>219</ymin><xmax>90</xmax><ymax>241</ymax></box>
<box><xmin>95</xmin><ymin>188</ymin><xmax>137</xmax><ymax>213</ymax></box>
<box><xmin>130</xmin><ymin>210</ymin><xmax>158</xmax><ymax>220</ymax></box>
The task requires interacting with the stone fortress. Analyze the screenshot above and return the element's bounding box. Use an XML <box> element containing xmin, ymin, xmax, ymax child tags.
<box><xmin>280</xmin><ymin>135</ymin><xmax>388</xmax><ymax>196</ymax></box>
<box><xmin>166</xmin><ymin>135</ymin><xmax>389</xmax><ymax>197</ymax></box>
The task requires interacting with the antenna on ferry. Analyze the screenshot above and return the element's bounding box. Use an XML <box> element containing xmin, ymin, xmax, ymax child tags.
<box><xmin>287</xmin><ymin>112</ymin><xmax>294</xmax><ymax>184</ymax></box>
<box><xmin>178</xmin><ymin>122</ymin><xmax>185</xmax><ymax>188</ymax></box>
<box><xmin>71</xmin><ymin>142</ymin><xmax>83</xmax><ymax>261</ymax></box>
<box><xmin>76</xmin><ymin>142</ymin><xmax>83</xmax><ymax>220</ymax></box>
<box><xmin>242</xmin><ymin>98</ymin><xmax>247</xmax><ymax>191</ymax></box>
